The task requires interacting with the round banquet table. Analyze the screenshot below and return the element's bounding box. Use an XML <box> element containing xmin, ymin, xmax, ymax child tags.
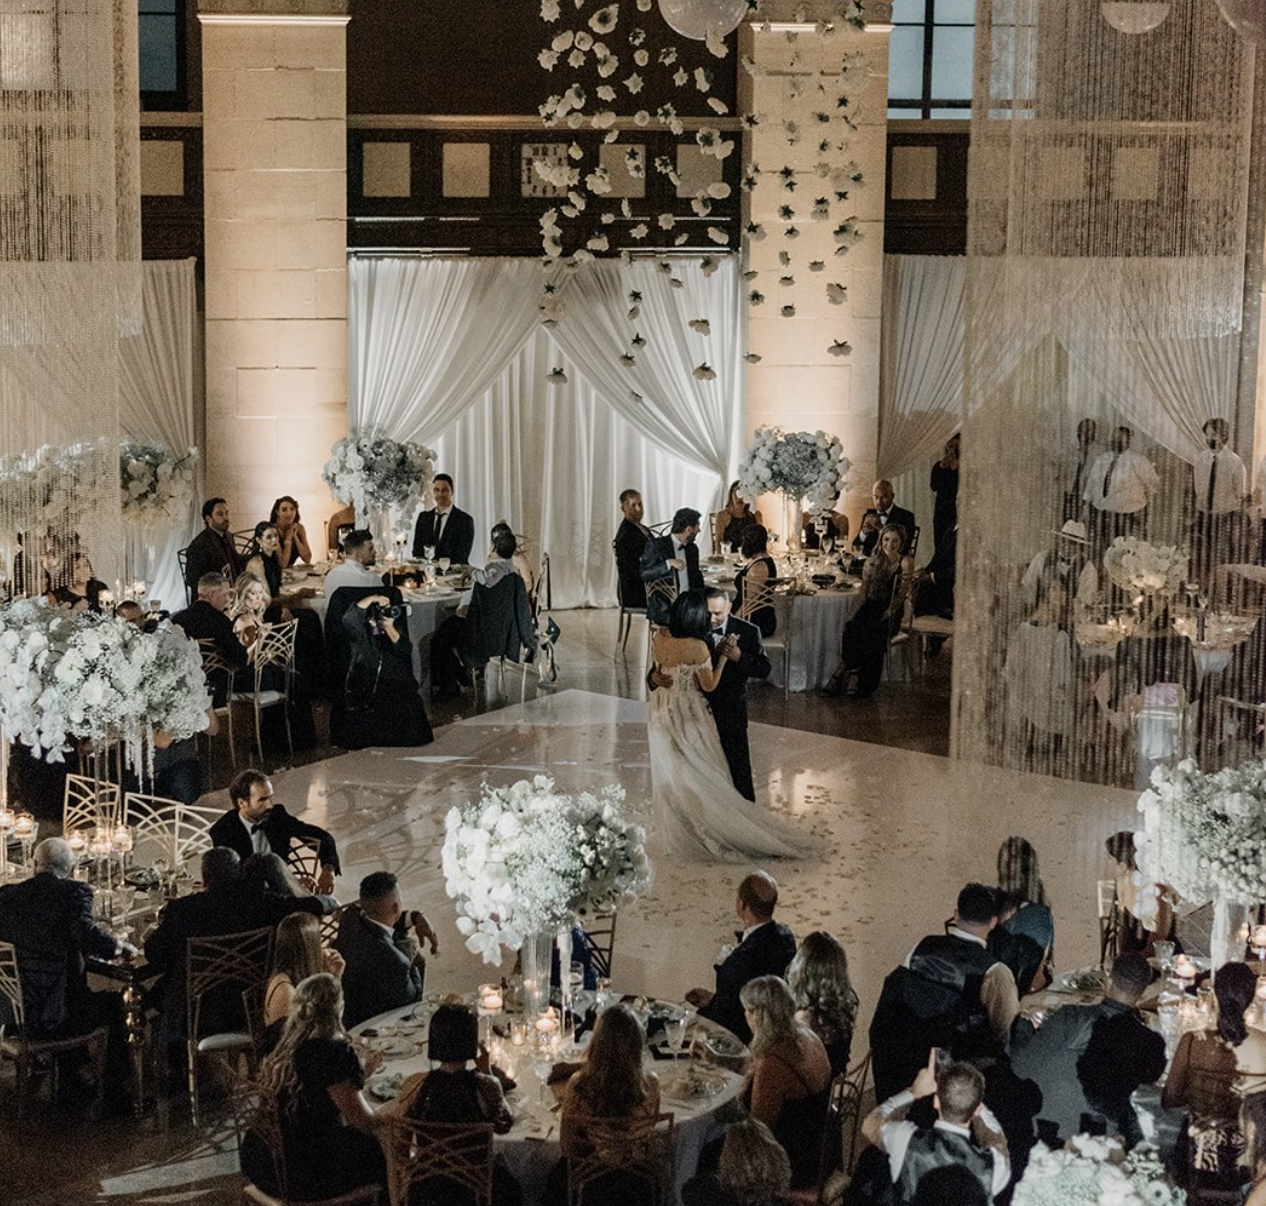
<box><xmin>352</xmin><ymin>1003</ymin><xmax>746</xmax><ymax>1206</ymax></box>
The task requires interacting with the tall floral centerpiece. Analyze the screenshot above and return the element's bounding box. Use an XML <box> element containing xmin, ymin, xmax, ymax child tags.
<box><xmin>442</xmin><ymin>775</ymin><xmax>652</xmax><ymax>1015</ymax></box>
<box><xmin>1134</xmin><ymin>756</ymin><xmax>1266</xmax><ymax>968</ymax></box>
<box><xmin>1013</xmin><ymin>1137</ymin><xmax>1182</xmax><ymax>1205</ymax></box>
<box><xmin>119</xmin><ymin>439</ymin><xmax>200</xmax><ymax>585</ymax></box>
<box><xmin>736</xmin><ymin>427</ymin><xmax>850</xmax><ymax>551</ymax></box>
<box><xmin>322</xmin><ymin>430</ymin><xmax>437</xmax><ymax>552</ymax></box>
<box><xmin>1103</xmin><ymin>536</ymin><xmax>1187</xmax><ymax>630</ymax></box>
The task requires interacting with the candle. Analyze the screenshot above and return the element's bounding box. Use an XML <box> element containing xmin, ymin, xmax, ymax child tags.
<box><xmin>510</xmin><ymin>1020</ymin><xmax>529</xmax><ymax>1046</ymax></box>
<box><xmin>67</xmin><ymin>832</ymin><xmax>87</xmax><ymax>857</ymax></box>
<box><xmin>0</xmin><ymin>807</ymin><xmax>13</xmax><ymax>832</ymax></box>
<box><xmin>1252</xmin><ymin>925</ymin><xmax>1266</xmax><ymax>949</ymax></box>
<box><xmin>12</xmin><ymin>813</ymin><xmax>35</xmax><ymax>838</ymax></box>
<box><xmin>1175</xmin><ymin>956</ymin><xmax>1197</xmax><ymax>982</ymax></box>
<box><xmin>535</xmin><ymin>1014</ymin><xmax>559</xmax><ymax>1036</ymax></box>
<box><xmin>484</xmin><ymin>992</ymin><xmax>503</xmax><ymax>1013</ymax></box>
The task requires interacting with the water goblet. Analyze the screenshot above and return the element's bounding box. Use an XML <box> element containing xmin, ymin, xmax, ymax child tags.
<box><xmin>531</xmin><ymin>1048</ymin><xmax>553</xmax><ymax>1107</ymax></box>
<box><xmin>423</xmin><ymin>545</ymin><xmax>436</xmax><ymax>564</ymax></box>
<box><xmin>666</xmin><ymin>1014</ymin><xmax>689</xmax><ymax>1056</ymax></box>
<box><xmin>438</xmin><ymin>557</ymin><xmax>451</xmax><ymax>575</ymax></box>
<box><xmin>594</xmin><ymin>978</ymin><xmax>613</xmax><ymax>1014</ymax></box>
<box><xmin>1154</xmin><ymin>940</ymin><xmax>1175</xmax><ymax>975</ymax></box>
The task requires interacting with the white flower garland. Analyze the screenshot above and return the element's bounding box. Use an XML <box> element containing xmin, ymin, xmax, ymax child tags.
<box><xmin>442</xmin><ymin>775</ymin><xmax>652</xmax><ymax>964</ymax></box>
<box><xmin>736</xmin><ymin>426</ymin><xmax>850</xmax><ymax>510</ymax></box>
<box><xmin>1013</xmin><ymin>1139</ymin><xmax>1181</xmax><ymax>1206</ymax></box>
<box><xmin>1103</xmin><ymin>536</ymin><xmax>1187</xmax><ymax>598</ymax></box>
<box><xmin>120</xmin><ymin>439</ymin><xmax>199</xmax><ymax>532</ymax></box>
<box><xmin>322</xmin><ymin>430</ymin><xmax>437</xmax><ymax>523</ymax></box>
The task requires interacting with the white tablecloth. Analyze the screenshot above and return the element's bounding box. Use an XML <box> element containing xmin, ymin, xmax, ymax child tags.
<box><xmin>355</xmin><ymin>1003</ymin><xmax>744</xmax><ymax>1206</ymax></box>
<box><xmin>769</xmin><ymin>589</ymin><xmax>862</xmax><ymax>693</ymax></box>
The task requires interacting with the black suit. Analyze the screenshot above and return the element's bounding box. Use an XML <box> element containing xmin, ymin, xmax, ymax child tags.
<box><xmin>0</xmin><ymin>872</ymin><xmax>119</xmax><ymax>1036</ymax></box>
<box><xmin>208</xmin><ymin>806</ymin><xmax>341</xmax><ymax>875</ymax></box>
<box><xmin>333</xmin><ymin>904</ymin><xmax>425</xmax><ymax>1028</ymax></box>
<box><xmin>639</xmin><ymin>533</ymin><xmax>704</xmax><ymax>624</ymax></box>
<box><xmin>698</xmin><ymin>920</ymin><xmax>796</xmax><ymax>1043</ymax></box>
<box><xmin>614</xmin><ymin>519</ymin><xmax>651</xmax><ymax>609</ymax></box>
<box><xmin>184</xmin><ymin>526</ymin><xmax>243</xmax><ymax>590</ymax></box>
<box><xmin>877</xmin><ymin>505</ymin><xmax>917</xmax><ymax>551</ymax></box>
<box><xmin>706</xmin><ymin>614</ymin><xmax>771</xmax><ymax>802</ymax></box>
<box><xmin>172</xmin><ymin>600</ymin><xmax>248</xmax><ymax>706</ymax></box>
<box><xmin>411</xmin><ymin>507</ymin><xmax>475</xmax><ymax>565</ymax></box>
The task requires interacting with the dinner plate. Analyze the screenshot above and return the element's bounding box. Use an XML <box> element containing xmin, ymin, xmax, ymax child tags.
<box><xmin>365</xmin><ymin>1036</ymin><xmax>417</xmax><ymax>1058</ymax></box>
<box><xmin>367</xmin><ymin>1072</ymin><xmax>405</xmax><ymax>1102</ymax></box>
<box><xmin>661</xmin><ymin>1067</ymin><xmax>727</xmax><ymax>1103</ymax></box>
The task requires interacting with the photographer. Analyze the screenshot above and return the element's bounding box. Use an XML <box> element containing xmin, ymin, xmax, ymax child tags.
<box><xmin>334</xmin><ymin>594</ymin><xmax>433</xmax><ymax>749</ymax></box>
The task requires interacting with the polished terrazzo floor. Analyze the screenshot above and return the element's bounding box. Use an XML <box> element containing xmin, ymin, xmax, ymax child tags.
<box><xmin>6</xmin><ymin>613</ymin><xmax>1133</xmax><ymax>1205</ymax></box>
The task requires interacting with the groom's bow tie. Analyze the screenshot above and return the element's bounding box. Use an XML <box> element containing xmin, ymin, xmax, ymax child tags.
<box><xmin>733</xmin><ymin>930</ymin><xmax>745</xmax><ymax>945</ymax></box>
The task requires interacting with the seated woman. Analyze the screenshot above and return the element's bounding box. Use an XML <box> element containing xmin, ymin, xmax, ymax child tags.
<box><xmin>733</xmin><ymin>526</ymin><xmax>777</xmax><ymax>638</ymax></box>
<box><xmin>1163</xmin><ymin>962</ymin><xmax>1266</xmax><ymax>1194</ymax></box>
<box><xmin>738</xmin><ymin>975</ymin><xmax>832</xmax><ymax>1191</ymax></box>
<box><xmin>47</xmin><ymin>549</ymin><xmax>107</xmax><ymax>614</ymax></box>
<box><xmin>714</xmin><ymin>481</ymin><xmax>762</xmax><ymax>554</ymax></box>
<box><xmin>1004</xmin><ymin>577</ymin><xmax>1074</xmax><ymax>765</ymax></box>
<box><xmin>489</xmin><ymin>521</ymin><xmax>537</xmax><ymax>597</ymax></box>
<box><xmin>263</xmin><ymin>912</ymin><xmax>344</xmax><ymax>1029</ymax></box>
<box><xmin>245</xmin><ymin>523</ymin><xmax>317</xmax><ymax>617</ymax></box>
<box><xmin>682</xmin><ymin>1117</ymin><xmax>792</xmax><ymax>1206</ymax></box>
<box><xmin>270</xmin><ymin>495</ymin><xmax>312</xmax><ymax>567</ymax></box>
<box><xmin>1105</xmin><ymin>830</ymin><xmax>1174</xmax><ymax>954</ymax></box>
<box><xmin>990</xmin><ymin>836</ymin><xmax>1054</xmax><ymax>994</ymax></box>
<box><xmin>387</xmin><ymin>1003</ymin><xmax>521</xmax><ymax>1206</ymax></box>
<box><xmin>241</xmin><ymin>973</ymin><xmax>386</xmax><ymax>1200</ymax></box>
<box><xmin>230</xmin><ymin>571</ymin><xmax>269</xmax><ymax>651</ymax></box>
<box><xmin>786</xmin><ymin>931</ymin><xmax>858</xmax><ymax>1077</ymax></box>
<box><xmin>830</xmin><ymin>523</ymin><xmax>914</xmax><ymax>697</ymax></box>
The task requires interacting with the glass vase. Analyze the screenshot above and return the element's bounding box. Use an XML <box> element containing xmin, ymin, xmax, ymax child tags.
<box><xmin>784</xmin><ymin>493</ymin><xmax>803</xmax><ymax>554</ymax></box>
<box><xmin>1211</xmin><ymin>898</ymin><xmax>1251</xmax><ymax>971</ymax></box>
<box><xmin>520</xmin><ymin>929</ymin><xmax>553</xmax><ymax>1019</ymax></box>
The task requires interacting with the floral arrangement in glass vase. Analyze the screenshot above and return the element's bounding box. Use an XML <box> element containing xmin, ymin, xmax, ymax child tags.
<box><xmin>1103</xmin><ymin>536</ymin><xmax>1187</xmax><ymax>598</ymax></box>
<box><xmin>119</xmin><ymin>439</ymin><xmax>199</xmax><ymax>531</ymax></box>
<box><xmin>322</xmin><ymin>430</ymin><xmax>437</xmax><ymax>525</ymax></box>
<box><xmin>1013</xmin><ymin>1137</ymin><xmax>1182</xmax><ymax>1206</ymax></box>
<box><xmin>0</xmin><ymin>600</ymin><xmax>211</xmax><ymax>771</ymax></box>
<box><xmin>441</xmin><ymin>775</ymin><xmax>652</xmax><ymax>965</ymax></box>
<box><xmin>736</xmin><ymin>427</ymin><xmax>850</xmax><ymax>513</ymax></box>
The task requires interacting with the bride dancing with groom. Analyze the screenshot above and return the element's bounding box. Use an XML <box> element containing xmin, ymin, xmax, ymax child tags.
<box><xmin>647</xmin><ymin>587</ymin><xmax>812</xmax><ymax>862</ymax></box>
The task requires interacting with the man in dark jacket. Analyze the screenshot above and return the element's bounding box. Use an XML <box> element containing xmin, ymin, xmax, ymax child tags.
<box><xmin>640</xmin><ymin>507</ymin><xmax>705</xmax><ymax>625</ymax></box>
<box><xmin>207</xmin><ymin>768</ymin><xmax>339</xmax><ymax>893</ymax></box>
<box><xmin>171</xmin><ymin>571</ymin><xmax>248</xmax><ymax>705</ymax></box>
<box><xmin>334</xmin><ymin>871</ymin><xmax>439</xmax><ymax>1028</ymax></box>
<box><xmin>0</xmin><ymin>837</ymin><xmax>135</xmax><ymax>1037</ymax></box>
<box><xmin>184</xmin><ymin>497</ymin><xmax>243</xmax><ymax>591</ymax></box>
<box><xmin>613</xmin><ymin>488</ymin><xmax>651</xmax><ymax>609</ymax></box>
<box><xmin>685</xmin><ymin>872</ymin><xmax>795</xmax><ymax>1044</ymax></box>
<box><xmin>411</xmin><ymin>473</ymin><xmax>475</xmax><ymax>565</ymax></box>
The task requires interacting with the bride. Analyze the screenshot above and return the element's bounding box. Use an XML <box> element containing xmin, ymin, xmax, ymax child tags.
<box><xmin>648</xmin><ymin>590</ymin><xmax>812</xmax><ymax>862</ymax></box>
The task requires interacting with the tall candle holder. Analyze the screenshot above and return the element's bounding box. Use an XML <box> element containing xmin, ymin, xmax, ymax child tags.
<box><xmin>13</xmin><ymin>812</ymin><xmax>36</xmax><ymax>873</ymax></box>
<box><xmin>0</xmin><ymin>806</ymin><xmax>13</xmax><ymax>880</ymax></box>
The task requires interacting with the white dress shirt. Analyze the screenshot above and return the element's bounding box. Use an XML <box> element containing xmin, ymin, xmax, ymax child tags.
<box><xmin>239</xmin><ymin>812</ymin><xmax>270</xmax><ymax>856</ymax></box>
<box><xmin>433</xmin><ymin>508</ymin><xmax>451</xmax><ymax>546</ymax></box>
<box><xmin>323</xmin><ymin>559</ymin><xmax>386</xmax><ymax>595</ymax></box>
<box><xmin>1193</xmin><ymin>446</ymin><xmax>1246</xmax><ymax>514</ymax></box>
<box><xmin>671</xmin><ymin>535</ymin><xmax>691</xmax><ymax>595</ymax></box>
<box><xmin>876</xmin><ymin>1090</ymin><xmax>1011</xmax><ymax>1198</ymax></box>
<box><xmin>1083</xmin><ymin>448</ymin><xmax>1159</xmax><ymax>514</ymax></box>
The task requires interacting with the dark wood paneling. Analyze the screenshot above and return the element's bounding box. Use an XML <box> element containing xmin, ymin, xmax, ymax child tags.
<box><xmin>884</xmin><ymin>129</ymin><xmax>969</xmax><ymax>255</ymax></box>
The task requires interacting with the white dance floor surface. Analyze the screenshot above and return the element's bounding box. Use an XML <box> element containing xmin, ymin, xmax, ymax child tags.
<box><xmin>271</xmin><ymin>690</ymin><xmax>1137</xmax><ymax>1027</ymax></box>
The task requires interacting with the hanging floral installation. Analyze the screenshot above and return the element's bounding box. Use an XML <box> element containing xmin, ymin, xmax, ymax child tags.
<box><xmin>532</xmin><ymin>0</ymin><xmax>872</xmax><ymax>383</ymax></box>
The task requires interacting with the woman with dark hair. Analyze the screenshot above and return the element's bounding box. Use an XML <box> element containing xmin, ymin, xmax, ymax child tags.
<box><xmin>269</xmin><ymin>496</ymin><xmax>312</xmax><ymax>567</ymax></box>
<box><xmin>263</xmin><ymin>911</ymin><xmax>344</xmax><ymax>1028</ymax></box>
<box><xmin>714</xmin><ymin>480</ymin><xmax>762</xmax><ymax>553</ymax></box>
<box><xmin>47</xmin><ymin>549</ymin><xmax>107</xmax><ymax>614</ymax></box>
<box><xmin>733</xmin><ymin>526</ymin><xmax>777</xmax><ymax>638</ymax></box>
<box><xmin>646</xmin><ymin>590</ymin><xmax>810</xmax><ymax>861</ymax></box>
<box><xmin>786</xmin><ymin>931</ymin><xmax>859</xmax><ymax>1076</ymax></box>
<box><xmin>990</xmin><ymin>836</ymin><xmax>1055</xmax><ymax>993</ymax></box>
<box><xmin>1163</xmin><ymin>961</ymin><xmax>1266</xmax><ymax>1193</ymax></box>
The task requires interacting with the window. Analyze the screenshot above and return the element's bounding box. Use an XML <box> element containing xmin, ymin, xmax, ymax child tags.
<box><xmin>888</xmin><ymin>0</ymin><xmax>974</xmax><ymax>121</ymax></box>
<box><xmin>139</xmin><ymin>0</ymin><xmax>183</xmax><ymax>108</ymax></box>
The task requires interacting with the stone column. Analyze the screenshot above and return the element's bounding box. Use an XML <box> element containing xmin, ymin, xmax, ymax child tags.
<box><xmin>739</xmin><ymin>2</ymin><xmax>891</xmax><ymax>530</ymax></box>
<box><xmin>198</xmin><ymin>0</ymin><xmax>349</xmax><ymax>535</ymax></box>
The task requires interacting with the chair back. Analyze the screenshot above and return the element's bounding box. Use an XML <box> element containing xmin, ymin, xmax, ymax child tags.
<box><xmin>198</xmin><ymin>638</ymin><xmax>238</xmax><ymax>703</ymax></box>
<box><xmin>124</xmin><ymin>791</ymin><xmax>220</xmax><ymax>869</ymax></box>
<box><xmin>383</xmin><ymin>1118</ymin><xmax>495</xmax><ymax>1206</ymax></box>
<box><xmin>736</xmin><ymin>579</ymin><xmax>776</xmax><ymax>626</ymax></box>
<box><xmin>462</xmin><ymin>573</ymin><xmax>530</xmax><ymax>664</ymax></box>
<box><xmin>907</xmin><ymin>525</ymin><xmax>920</xmax><ymax>556</ymax></box>
<box><xmin>63</xmin><ymin>773</ymin><xmax>121</xmax><ymax>836</ymax></box>
<box><xmin>232</xmin><ymin>529</ymin><xmax>256</xmax><ymax>557</ymax></box>
<box><xmin>319</xmin><ymin>904</ymin><xmax>345</xmax><ymax>951</ymax></box>
<box><xmin>186</xmin><ymin>926</ymin><xmax>274</xmax><ymax>1043</ymax></box>
<box><xmin>565</xmin><ymin>1111</ymin><xmax>674</xmax><ymax>1206</ymax></box>
<box><xmin>255</xmin><ymin>619</ymin><xmax>298</xmax><ymax>682</ymax></box>
<box><xmin>0</xmin><ymin>941</ymin><xmax>24</xmax><ymax>1032</ymax></box>
<box><xmin>579</xmin><ymin>914</ymin><xmax>618</xmax><ymax>980</ymax></box>
<box><xmin>840</xmin><ymin>1053</ymin><xmax>873</xmax><ymax>1177</ymax></box>
<box><xmin>287</xmin><ymin>835</ymin><xmax>322</xmax><ymax>886</ymax></box>
<box><xmin>645</xmin><ymin>578</ymin><xmax>678</xmax><ymax>627</ymax></box>
<box><xmin>232</xmin><ymin>1081</ymin><xmax>290</xmax><ymax>1199</ymax></box>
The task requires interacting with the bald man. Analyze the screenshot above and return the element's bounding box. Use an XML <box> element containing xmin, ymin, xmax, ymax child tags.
<box><xmin>685</xmin><ymin>872</ymin><xmax>796</xmax><ymax>1043</ymax></box>
<box><xmin>861</xmin><ymin>480</ymin><xmax>917</xmax><ymax>555</ymax></box>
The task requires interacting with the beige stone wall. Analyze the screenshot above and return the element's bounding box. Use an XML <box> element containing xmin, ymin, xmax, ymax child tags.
<box><xmin>739</xmin><ymin>6</ymin><xmax>890</xmax><ymax>532</ymax></box>
<box><xmin>199</xmin><ymin>6</ymin><xmax>348</xmax><ymax>540</ymax></box>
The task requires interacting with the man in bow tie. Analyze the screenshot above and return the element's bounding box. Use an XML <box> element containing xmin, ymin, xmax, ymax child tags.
<box><xmin>685</xmin><ymin>872</ymin><xmax>796</xmax><ymax>1044</ymax></box>
<box><xmin>411</xmin><ymin>473</ymin><xmax>476</xmax><ymax>566</ymax></box>
<box><xmin>857</xmin><ymin>480</ymin><xmax>917</xmax><ymax>556</ymax></box>
<box><xmin>207</xmin><ymin>769</ymin><xmax>339</xmax><ymax>894</ymax></box>
<box><xmin>703</xmin><ymin>587</ymin><xmax>770</xmax><ymax>801</ymax></box>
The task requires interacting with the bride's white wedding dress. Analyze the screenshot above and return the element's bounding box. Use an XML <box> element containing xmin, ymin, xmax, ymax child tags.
<box><xmin>647</xmin><ymin>658</ymin><xmax>813</xmax><ymax>862</ymax></box>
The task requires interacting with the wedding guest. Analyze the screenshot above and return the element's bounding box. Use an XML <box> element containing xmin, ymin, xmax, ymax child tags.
<box><xmin>230</xmin><ymin>571</ymin><xmax>269</xmax><ymax>650</ymax></box>
<box><xmin>829</xmin><ymin>523</ymin><xmax>914</xmax><ymax>698</ymax></box>
<box><xmin>912</xmin><ymin>522</ymin><xmax>956</xmax><ymax>623</ymax></box>
<box><xmin>241</xmin><ymin>974</ymin><xmax>388</xmax><ymax>1200</ymax></box>
<box><xmin>269</xmin><ymin>495</ymin><xmax>312</xmax><ymax>567</ymax></box>
<box><xmin>411</xmin><ymin>473</ymin><xmax>475</xmax><ymax>565</ymax></box>
<box><xmin>739</xmin><ymin>975</ymin><xmax>832</xmax><ymax>1190</ymax></box>
<box><xmin>787</xmin><ymin>930</ymin><xmax>859</xmax><ymax>1076</ymax></box>
<box><xmin>801</xmin><ymin>501</ymin><xmax>849</xmax><ymax>551</ymax></box>
<box><xmin>1010</xmin><ymin>952</ymin><xmax>1166</xmax><ymax>1147</ymax></box>
<box><xmin>849</xmin><ymin>509</ymin><xmax>882</xmax><ymax>562</ymax></box>
<box><xmin>1004</xmin><ymin>579</ymin><xmax>1075</xmax><ymax>765</ymax></box>
<box><xmin>489</xmin><ymin>520</ymin><xmax>537</xmax><ymax>596</ymax></box>
<box><xmin>1192</xmin><ymin>417</ymin><xmax>1248</xmax><ymax>578</ymax></box>
<box><xmin>172</xmin><ymin>572</ymin><xmax>249</xmax><ymax>704</ymax></box>
<box><xmin>614</xmin><ymin>488</ymin><xmax>651</xmax><ymax>609</ymax></box>
<box><xmin>869</xmin><ymin>481</ymin><xmax>916</xmax><ymax>553</ymax></box>
<box><xmin>1105</xmin><ymin>831</ymin><xmax>1174</xmax><ymax>953</ymax></box>
<box><xmin>1065</xmin><ymin>417</ymin><xmax>1102</xmax><ymax>522</ymax></box>
<box><xmin>47</xmin><ymin>549</ymin><xmax>107</xmax><ymax>613</ymax></box>
<box><xmin>1020</xmin><ymin>520</ymin><xmax>1098</xmax><ymax>613</ymax></box>
<box><xmin>686</xmin><ymin>872</ymin><xmax>796</xmax><ymax>1044</ymax></box>
<box><xmin>1083</xmin><ymin>425</ymin><xmax>1158</xmax><ymax>547</ymax></box>
<box><xmin>912</xmin><ymin>1166</ymin><xmax>990</xmax><ymax>1206</ymax></box>
<box><xmin>264</xmin><ymin>912</ymin><xmax>345</xmax><ymax>1028</ymax></box>
<box><xmin>207</xmin><ymin>770</ymin><xmax>339</xmax><ymax>893</ymax></box>
<box><xmin>929</xmin><ymin>433</ymin><xmax>960</xmax><ymax>558</ymax></box>
<box><xmin>640</xmin><ymin>507</ymin><xmax>705</xmax><ymax>625</ymax></box>
<box><xmin>185</xmin><ymin>497</ymin><xmax>243</xmax><ymax>591</ymax></box>
<box><xmin>323</xmin><ymin>529</ymin><xmax>386</xmax><ymax>594</ymax></box>
<box><xmin>733</xmin><ymin>525</ymin><xmax>777</xmax><ymax>637</ymax></box>
<box><xmin>861</xmin><ymin>1054</ymin><xmax>1010</xmax><ymax>1206</ymax></box>
<box><xmin>715</xmin><ymin>480</ymin><xmax>763</xmax><ymax>554</ymax></box>
<box><xmin>333</xmin><ymin>871</ymin><xmax>438</xmax><ymax>1028</ymax></box>
<box><xmin>326</xmin><ymin>503</ymin><xmax>355</xmax><ymax>556</ymax></box>
<box><xmin>869</xmin><ymin>883</ymin><xmax>1017</xmax><ymax>1102</ymax></box>
<box><xmin>245</xmin><ymin>522</ymin><xmax>317</xmax><ymax>613</ymax></box>
<box><xmin>151</xmin><ymin>709</ymin><xmax>215</xmax><ymax>807</ymax></box>
<box><xmin>682</xmin><ymin>1118</ymin><xmax>792</xmax><ymax>1206</ymax></box>
<box><xmin>242</xmin><ymin>851</ymin><xmax>309</xmax><ymax>899</ymax></box>
<box><xmin>989</xmin><ymin>836</ymin><xmax>1054</xmax><ymax>995</ymax></box>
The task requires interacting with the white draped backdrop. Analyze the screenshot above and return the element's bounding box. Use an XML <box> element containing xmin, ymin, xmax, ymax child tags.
<box><xmin>347</xmin><ymin>255</ymin><xmax>745</xmax><ymax>608</ymax></box>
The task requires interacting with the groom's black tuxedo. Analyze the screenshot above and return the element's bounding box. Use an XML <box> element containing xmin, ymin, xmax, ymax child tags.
<box><xmin>639</xmin><ymin>534</ymin><xmax>704</xmax><ymax>624</ymax></box>
<box><xmin>707</xmin><ymin>613</ymin><xmax>770</xmax><ymax>802</ymax></box>
<box><xmin>412</xmin><ymin>507</ymin><xmax>475</xmax><ymax>566</ymax></box>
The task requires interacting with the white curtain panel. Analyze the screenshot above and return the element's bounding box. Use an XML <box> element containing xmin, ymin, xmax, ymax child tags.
<box><xmin>431</xmin><ymin>328</ymin><xmax>720</xmax><ymax>609</ymax></box>
<box><xmin>347</xmin><ymin>256</ymin><xmax>545</xmax><ymax>441</ymax></box>
<box><xmin>553</xmin><ymin>256</ymin><xmax>743</xmax><ymax>499</ymax></box>
<box><xmin>119</xmin><ymin>258</ymin><xmax>198</xmax><ymax>610</ymax></box>
<box><xmin>878</xmin><ymin>254</ymin><xmax>966</xmax><ymax>481</ymax></box>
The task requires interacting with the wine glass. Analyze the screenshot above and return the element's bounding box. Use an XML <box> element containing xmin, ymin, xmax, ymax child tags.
<box><xmin>666</xmin><ymin>1014</ymin><xmax>690</xmax><ymax>1056</ymax></box>
<box><xmin>531</xmin><ymin>1047</ymin><xmax>553</xmax><ymax>1107</ymax></box>
<box><xmin>438</xmin><ymin>556</ymin><xmax>451</xmax><ymax>575</ymax></box>
<box><xmin>594</xmin><ymin>977</ymin><xmax>613</xmax><ymax>1014</ymax></box>
<box><xmin>423</xmin><ymin>545</ymin><xmax>436</xmax><ymax>565</ymax></box>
